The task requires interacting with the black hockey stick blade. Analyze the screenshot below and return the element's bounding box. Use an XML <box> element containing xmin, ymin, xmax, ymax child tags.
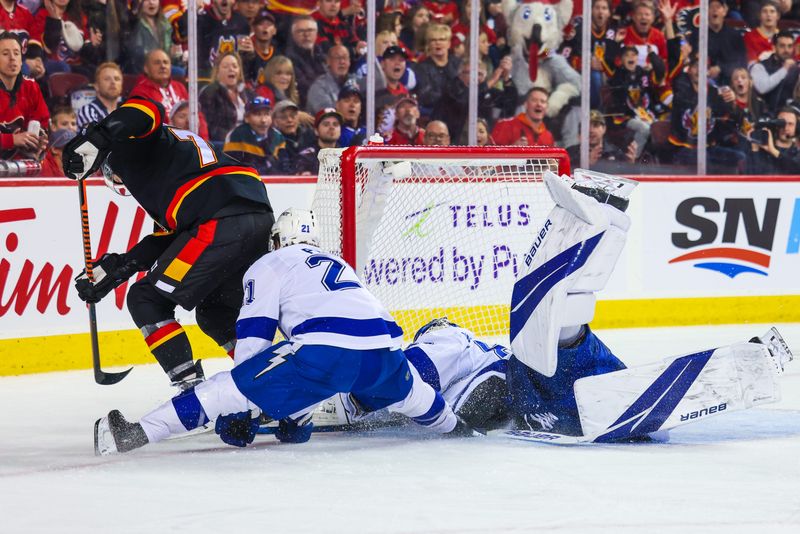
<box><xmin>89</xmin><ymin>303</ymin><xmax>132</xmax><ymax>385</ymax></box>
<box><xmin>95</xmin><ymin>365</ymin><xmax>133</xmax><ymax>386</ymax></box>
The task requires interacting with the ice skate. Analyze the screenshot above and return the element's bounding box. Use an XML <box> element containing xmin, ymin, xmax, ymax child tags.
<box><xmin>94</xmin><ymin>410</ymin><xmax>149</xmax><ymax>456</ymax></box>
<box><xmin>170</xmin><ymin>360</ymin><xmax>205</xmax><ymax>391</ymax></box>
<box><xmin>445</xmin><ymin>415</ymin><xmax>483</xmax><ymax>438</ymax></box>
<box><xmin>752</xmin><ymin>327</ymin><xmax>794</xmax><ymax>374</ymax></box>
<box><xmin>314</xmin><ymin>393</ymin><xmax>362</xmax><ymax>426</ymax></box>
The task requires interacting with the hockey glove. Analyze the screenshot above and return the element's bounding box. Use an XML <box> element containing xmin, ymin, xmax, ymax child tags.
<box><xmin>215</xmin><ymin>411</ymin><xmax>259</xmax><ymax>447</ymax></box>
<box><xmin>275</xmin><ymin>415</ymin><xmax>314</xmax><ymax>444</ymax></box>
<box><xmin>63</xmin><ymin>123</ymin><xmax>112</xmax><ymax>180</ymax></box>
<box><xmin>74</xmin><ymin>253</ymin><xmax>144</xmax><ymax>304</ymax></box>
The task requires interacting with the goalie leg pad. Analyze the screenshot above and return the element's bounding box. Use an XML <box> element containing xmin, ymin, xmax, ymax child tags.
<box><xmin>510</xmin><ymin>172</ymin><xmax>631</xmax><ymax>377</ymax></box>
<box><xmin>507</xmin><ymin>328</ymin><xmax>625</xmax><ymax>435</ymax></box>
<box><xmin>574</xmin><ymin>340</ymin><xmax>783</xmax><ymax>442</ymax></box>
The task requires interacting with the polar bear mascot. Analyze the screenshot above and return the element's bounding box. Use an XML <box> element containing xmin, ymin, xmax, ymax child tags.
<box><xmin>504</xmin><ymin>0</ymin><xmax>581</xmax><ymax>146</ymax></box>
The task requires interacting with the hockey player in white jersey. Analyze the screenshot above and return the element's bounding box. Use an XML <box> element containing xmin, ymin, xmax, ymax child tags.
<box><xmin>406</xmin><ymin>319</ymin><xmax>511</xmax><ymax>430</ymax></box>
<box><xmin>94</xmin><ymin>209</ymin><xmax>475</xmax><ymax>455</ymax></box>
<box><xmin>326</xmin><ymin>317</ymin><xmax>513</xmax><ymax>431</ymax></box>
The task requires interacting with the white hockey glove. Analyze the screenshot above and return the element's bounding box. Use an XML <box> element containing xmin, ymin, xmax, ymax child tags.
<box><xmin>62</xmin><ymin>124</ymin><xmax>111</xmax><ymax>180</ymax></box>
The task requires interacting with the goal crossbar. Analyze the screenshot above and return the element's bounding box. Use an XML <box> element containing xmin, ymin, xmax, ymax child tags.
<box><xmin>337</xmin><ymin>145</ymin><xmax>570</xmax><ymax>268</ymax></box>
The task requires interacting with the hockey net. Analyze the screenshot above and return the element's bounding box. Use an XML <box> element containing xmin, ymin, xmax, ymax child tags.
<box><xmin>313</xmin><ymin>145</ymin><xmax>570</xmax><ymax>343</ymax></box>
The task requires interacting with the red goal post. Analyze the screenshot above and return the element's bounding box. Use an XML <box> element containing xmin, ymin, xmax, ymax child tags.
<box><xmin>312</xmin><ymin>145</ymin><xmax>571</xmax><ymax>340</ymax></box>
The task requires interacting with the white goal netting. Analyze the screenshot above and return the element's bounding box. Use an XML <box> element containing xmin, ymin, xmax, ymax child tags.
<box><xmin>313</xmin><ymin>146</ymin><xmax>568</xmax><ymax>343</ymax></box>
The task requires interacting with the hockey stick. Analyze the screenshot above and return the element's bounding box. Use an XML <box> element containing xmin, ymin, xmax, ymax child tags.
<box><xmin>256</xmin><ymin>412</ymin><xmax>409</xmax><ymax>435</ymax></box>
<box><xmin>256</xmin><ymin>419</ymin><xmax>409</xmax><ymax>435</ymax></box>
<box><xmin>78</xmin><ymin>178</ymin><xmax>132</xmax><ymax>385</ymax></box>
<box><xmin>490</xmin><ymin>429</ymin><xmax>591</xmax><ymax>445</ymax></box>
<box><xmin>490</xmin><ymin>429</ymin><xmax>669</xmax><ymax>445</ymax></box>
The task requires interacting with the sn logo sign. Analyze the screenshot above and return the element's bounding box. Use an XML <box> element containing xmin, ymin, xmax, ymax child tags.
<box><xmin>669</xmin><ymin>197</ymin><xmax>800</xmax><ymax>278</ymax></box>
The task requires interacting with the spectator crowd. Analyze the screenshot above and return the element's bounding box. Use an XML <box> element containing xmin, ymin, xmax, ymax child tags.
<box><xmin>2</xmin><ymin>0</ymin><xmax>800</xmax><ymax>175</ymax></box>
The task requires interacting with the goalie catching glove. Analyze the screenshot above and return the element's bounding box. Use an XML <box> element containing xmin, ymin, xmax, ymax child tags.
<box><xmin>75</xmin><ymin>253</ymin><xmax>145</xmax><ymax>304</ymax></box>
<box><xmin>62</xmin><ymin>123</ymin><xmax>112</xmax><ymax>180</ymax></box>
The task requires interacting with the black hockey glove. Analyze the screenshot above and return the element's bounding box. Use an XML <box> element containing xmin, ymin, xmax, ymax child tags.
<box><xmin>63</xmin><ymin>123</ymin><xmax>112</xmax><ymax>180</ymax></box>
<box><xmin>275</xmin><ymin>416</ymin><xmax>314</xmax><ymax>444</ymax></box>
<box><xmin>215</xmin><ymin>411</ymin><xmax>259</xmax><ymax>447</ymax></box>
<box><xmin>74</xmin><ymin>253</ymin><xmax>144</xmax><ymax>304</ymax></box>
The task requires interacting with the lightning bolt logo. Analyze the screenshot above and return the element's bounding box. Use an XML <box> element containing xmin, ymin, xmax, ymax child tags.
<box><xmin>254</xmin><ymin>343</ymin><xmax>293</xmax><ymax>379</ymax></box>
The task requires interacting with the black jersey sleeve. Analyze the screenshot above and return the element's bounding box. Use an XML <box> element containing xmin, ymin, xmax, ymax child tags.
<box><xmin>100</xmin><ymin>97</ymin><xmax>166</xmax><ymax>142</ymax></box>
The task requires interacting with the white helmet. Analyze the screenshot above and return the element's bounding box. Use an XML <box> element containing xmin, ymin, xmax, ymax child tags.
<box><xmin>271</xmin><ymin>208</ymin><xmax>319</xmax><ymax>249</ymax></box>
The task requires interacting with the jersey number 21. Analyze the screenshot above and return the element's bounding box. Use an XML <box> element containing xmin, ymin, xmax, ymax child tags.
<box><xmin>305</xmin><ymin>254</ymin><xmax>361</xmax><ymax>292</ymax></box>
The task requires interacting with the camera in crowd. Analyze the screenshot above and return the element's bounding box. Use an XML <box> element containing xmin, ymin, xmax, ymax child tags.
<box><xmin>750</xmin><ymin>118</ymin><xmax>787</xmax><ymax>145</ymax></box>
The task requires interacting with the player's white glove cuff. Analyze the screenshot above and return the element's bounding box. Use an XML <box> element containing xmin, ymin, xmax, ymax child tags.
<box><xmin>63</xmin><ymin>124</ymin><xmax>111</xmax><ymax>180</ymax></box>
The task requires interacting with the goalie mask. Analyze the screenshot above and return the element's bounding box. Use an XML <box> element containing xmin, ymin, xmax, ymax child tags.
<box><xmin>101</xmin><ymin>153</ymin><xmax>130</xmax><ymax>196</ymax></box>
<box><xmin>271</xmin><ymin>208</ymin><xmax>319</xmax><ymax>249</ymax></box>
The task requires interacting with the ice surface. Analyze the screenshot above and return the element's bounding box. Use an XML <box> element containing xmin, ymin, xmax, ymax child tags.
<box><xmin>1</xmin><ymin>324</ymin><xmax>799</xmax><ymax>533</ymax></box>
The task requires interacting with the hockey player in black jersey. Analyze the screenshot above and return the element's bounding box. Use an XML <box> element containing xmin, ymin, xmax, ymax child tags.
<box><xmin>63</xmin><ymin>96</ymin><xmax>274</xmax><ymax>389</ymax></box>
